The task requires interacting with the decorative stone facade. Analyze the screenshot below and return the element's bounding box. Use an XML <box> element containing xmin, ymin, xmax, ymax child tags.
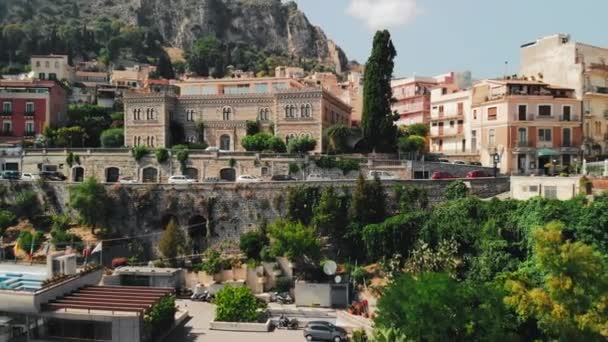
<box><xmin>123</xmin><ymin>78</ymin><xmax>352</xmax><ymax>153</ymax></box>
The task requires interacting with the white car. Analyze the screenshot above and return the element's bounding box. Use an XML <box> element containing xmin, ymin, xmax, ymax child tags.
<box><xmin>236</xmin><ymin>175</ymin><xmax>260</xmax><ymax>183</ymax></box>
<box><xmin>367</xmin><ymin>170</ymin><xmax>400</xmax><ymax>180</ymax></box>
<box><xmin>168</xmin><ymin>175</ymin><xmax>196</xmax><ymax>184</ymax></box>
<box><xmin>205</xmin><ymin>146</ymin><xmax>220</xmax><ymax>152</ymax></box>
<box><xmin>306</xmin><ymin>173</ymin><xmax>331</xmax><ymax>181</ymax></box>
<box><xmin>21</xmin><ymin>173</ymin><xmax>39</xmax><ymax>181</ymax></box>
<box><xmin>119</xmin><ymin>176</ymin><xmax>137</xmax><ymax>184</ymax></box>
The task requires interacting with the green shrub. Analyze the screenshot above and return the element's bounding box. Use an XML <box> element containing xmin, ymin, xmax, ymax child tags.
<box><xmin>215</xmin><ymin>286</ymin><xmax>266</xmax><ymax>322</ymax></box>
<box><xmin>287</xmin><ymin>136</ymin><xmax>317</xmax><ymax>154</ymax></box>
<box><xmin>131</xmin><ymin>146</ymin><xmax>149</xmax><ymax>161</ymax></box>
<box><xmin>200</xmin><ymin>249</ymin><xmax>224</xmax><ymax>275</ymax></box>
<box><xmin>275</xmin><ymin>276</ymin><xmax>293</xmax><ymax>292</ymax></box>
<box><xmin>100</xmin><ymin>128</ymin><xmax>124</xmax><ymax>147</ymax></box>
<box><xmin>239</xmin><ymin>230</ymin><xmax>268</xmax><ymax>260</ymax></box>
<box><xmin>17</xmin><ymin>230</ymin><xmax>44</xmax><ymax>253</ymax></box>
<box><xmin>188</xmin><ymin>142</ymin><xmax>208</xmax><ymax>150</ymax></box>
<box><xmin>0</xmin><ymin>210</ymin><xmax>16</xmax><ymax>232</ymax></box>
<box><xmin>444</xmin><ymin>181</ymin><xmax>470</xmax><ymax>200</ymax></box>
<box><xmin>352</xmin><ymin>329</ymin><xmax>369</xmax><ymax>342</ymax></box>
<box><xmin>14</xmin><ymin>191</ymin><xmax>39</xmax><ymax>219</ymax></box>
<box><xmin>336</xmin><ymin>159</ymin><xmax>360</xmax><ymax>175</ymax></box>
<box><xmin>260</xmin><ymin>246</ymin><xmax>276</xmax><ymax>262</ymax></box>
<box><xmin>246</xmin><ymin>120</ymin><xmax>260</xmax><ymax>136</ymax></box>
<box><xmin>288</xmin><ymin>162</ymin><xmax>300</xmax><ymax>175</ymax></box>
<box><xmin>155</xmin><ymin>148</ymin><xmax>169</xmax><ymax>164</ymax></box>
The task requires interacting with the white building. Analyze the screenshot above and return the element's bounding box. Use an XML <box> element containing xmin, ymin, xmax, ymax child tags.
<box><xmin>30</xmin><ymin>55</ymin><xmax>74</xmax><ymax>82</ymax></box>
<box><xmin>429</xmin><ymin>86</ymin><xmax>475</xmax><ymax>160</ymax></box>
<box><xmin>520</xmin><ymin>34</ymin><xmax>608</xmax><ymax>156</ymax></box>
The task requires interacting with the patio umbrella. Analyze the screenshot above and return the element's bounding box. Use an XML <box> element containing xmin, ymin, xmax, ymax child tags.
<box><xmin>536</xmin><ymin>148</ymin><xmax>560</xmax><ymax>157</ymax></box>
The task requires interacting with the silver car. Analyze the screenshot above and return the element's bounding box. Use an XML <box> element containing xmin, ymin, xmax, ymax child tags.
<box><xmin>303</xmin><ymin>322</ymin><xmax>347</xmax><ymax>342</ymax></box>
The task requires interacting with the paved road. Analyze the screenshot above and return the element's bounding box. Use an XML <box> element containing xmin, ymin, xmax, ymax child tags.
<box><xmin>166</xmin><ymin>300</ymin><xmax>306</xmax><ymax>342</ymax></box>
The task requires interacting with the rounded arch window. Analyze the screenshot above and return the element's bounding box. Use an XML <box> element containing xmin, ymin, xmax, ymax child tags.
<box><xmin>222</xmin><ymin>107</ymin><xmax>233</xmax><ymax>121</ymax></box>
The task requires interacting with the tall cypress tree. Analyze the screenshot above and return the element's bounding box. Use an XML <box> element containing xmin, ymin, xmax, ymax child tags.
<box><xmin>361</xmin><ymin>30</ymin><xmax>398</xmax><ymax>153</ymax></box>
<box><xmin>157</xmin><ymin>51</ymin><xmax>175</xmax><ymax>80</ymax></box>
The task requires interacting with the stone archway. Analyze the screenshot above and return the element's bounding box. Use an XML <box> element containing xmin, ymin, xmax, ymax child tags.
<box><xmin>106</xmin><ymin>167</ymin><xmax>120</xmax><ymax>183</ymax></box>
<box><xmin>219</xmin><ymin>168</ymin><xmax>236</xmax><ymax>182</ymax></box>
<box><xmin>142</xmin><ymin>167</ymin><xmax>158</xmax><ymax>183</ymax></box>
<box><xmin>188</xmin><ymin>216</ymin><xmax>208</xmax><ymax>254</ymax></box>
<box><xmin>72</xmin><ymin>166</ymin><xmax>84</xmax><ymax>182</ymax></box>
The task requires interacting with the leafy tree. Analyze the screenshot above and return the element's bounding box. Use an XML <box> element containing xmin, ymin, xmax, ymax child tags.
<box><xmin>0</xmin><ymin>210</ymin><xmax>16</xmax><ymax>233</ymax></box>
<box><xmin>14</xmin><ymin>190</ymin><xmax>39</xmax><ymax>219</ymax></box>
<box><xmin>504</xmin><ymin>221</ymin><xmax>608</xmax><ymax>340</ymax></box>
<box><xmin>312</xmin><ymin>186</ymin><xmax>348</xmax><ymax>236</ymax></box>
<box><xmin>215</xmin><ymin>286</ymin><xmax>266</xmax><ymax>322</ymax></box>
<box><xmin>199</xmin><ymin>249</ymin><xmax>224</xmax><ymax>275</ymax></box>
<box><xmin>156</xmin><ymin>51</ymin><xmax>175</xmax><ymax>79</ymax></box>
<box><xmin>158</xmin><ymin>219</ymin><xmax>186</xmax><ymax>261</ymax></box>
<box><xmin>245</xmin><ymin>120</ymin><xmax>260</xmax><ymax>136</ymax></box>
<box><xmin>444</xmin><ymin>180</ymin><xmax>470</xmax><ymax>200</ymax></box>
<box><xmin>17</xmin><ymin>230</ymin><xmax>44</xmax><ymax>254</ymax></box>
<box><xmin>239</xmin><ymin>230</ymin><xmax>268</xmax><ymax>260</ymax></box>
<box><xmin>287</xmin><ymin>136</ymin><xmax>317</xmax><ymax>154</ymax></box>
<box><xmin>362</xmin><ymin>211</ymin><xmax>426</xmax><ymax>261</ymax></box>
<box><xmin>266</xmin><ymin>136</ymin><xmax>287</xmax><ymax>153</ymax></box>
<box><xmin>241</xmin><ymin>133</ymin><xmax>272</xmax><ymax>152</ymax></box>
<box><xmin>69</xmin><ymin>177</ymin><xmax>109</xmax><ymax>234</ymax></box>
<box><xmin>186</xmin><ymin>36</ymin><xmax>225</xmax><ymax>77</ymax></box>
<box><xmin>403</xmin><ymin>123</ymin><xmax>429</xmax><ymax>137</ymax></box>
<box><xmin>325</xmin><ymin>124</ymin><xmax>352</xmax><ymax>154</ymax></box>
<box><xmin>268</xmin><ymin>220</ymin><xmax>321</xmax><ymax>264</ymax></box>
<box><xmin>361</xmin><ymin>30</ymin><xmax>398</xmax><ymax>152</ymax></box>
<box><xmin>372</xmin><ymin>327</ymin><xmax>408</xmax><ymax>342</ymax></box>
<box><xmin>394</xmin><ymin>185</ymin><xmax>428</xmax><ymax>213</ymax></box>
<box><xmin>349</xmin><ymin>175</ymin><xmax>387</xmax><ymax>227</ymax></box>
<box><xmin>155</xmin><ymin>148</ymin><xmax>169</xmax><ymax>164</ymax></box>
<box><xmin>397</xmin><ymin>135</ymin><xmax>426</xmax><ymax>156</ymax></box>
<box><xmin>65</xmin><ymin>105</ymin><xmax>113</xmax><ymax>147</ymax></box>
<box><xmin>2</xmin><ymin>24</ymin><xmax>25</xmax><ymax>65</ymax></box>
<box><xmin>375</xmin><ymin>272</ymin><xmax>516</xmax><ymax>341</ymax></box>
<box><xmin>100</xmin><ymin>128</ymin><xmax>124</xmax><ymax>147</ymax></box>
<box><xmin>286</xmin><ymin>186</ymin><xmax>320</xmax><ymax>225</ymax></box>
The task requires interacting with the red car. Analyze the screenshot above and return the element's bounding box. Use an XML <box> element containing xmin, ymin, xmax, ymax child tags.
<box><xmin>431</xmin><ymin>171</ymin><xmax>456</xmax><ymax>180</ymax></box>
<box><xmin>466</xmin><ymin>170</ymin><xmax>491</xmax><ymax>178</ymax></box>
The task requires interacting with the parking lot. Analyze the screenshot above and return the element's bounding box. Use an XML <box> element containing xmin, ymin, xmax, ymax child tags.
<box><xmin>166</xmin><ymin>300</ymin><xmax>336</xmax><ymax>342</ymax></box>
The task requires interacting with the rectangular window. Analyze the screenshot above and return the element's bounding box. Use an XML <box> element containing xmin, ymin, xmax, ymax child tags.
<box><xmin>487</xmin><ymin>107</ymin><xmax>497</xmax><ymax>120</ymax></box>
<box><xmin>457</xmin><ymin>102</ymin><xmax>464</xmax><ymax>114</ymax></box>
<box><xmin>254</xmin><ymin>84</ymin><xmax>269</xmax><ymax>93</ymax></box>
<box><xmin>438</xmin><ymin>105</ymin><xmax>444</xmax><ymax>114</ymax></box>
<box><xmin>539</xmin><ymin>128</ymin><xmax>552</xmax><ymax>142</ymax></box>
<box><xmin>473</xmin><ymin>109</ymin><xmax>477</xmax><ymax>120</ymax></box>
<box><xmin>2</xmin><ymin>102</ymin><xmax>11</xmax><ymax>114</ymax></box>
<box><xmin>25</xmin><ymin>102</ymin><xmax>35</xmax><ymax>114</ymax></box>
<box><xmin>201</xmin><ymin>85</ymin><xmax>216</xmax><ymax>95</ymax></box>
<box><xmin>471</xmin><ymin>130</ymin><xmax>477</xmax><ymax>152</ymax></box>
<box><xmin>518</xmin><ymin>105</ymin><xmax>527</xmax><ymax>120</ymax></box>
<box><xmin>544</xmin><ymin>185</ymin><xmax>557</xmax><ymax>199</ymax></box>
<box><xmin>49</xmin><ymin>73</ymin><xmax>57</xmax><ymax>80</ymax></box>
<box><xmin>2</xmin><ymin>122</ymin><xmax>11</xmax><ymax>134</ymax></box>
<box><xmin>25</xmin><ymin>122</ymin><xmax>35</xmax><ymax>135</ymax></box>
<box><xmin>518</xmin><ymin>128</ymin><xmax>527</xmax><ymax>143</ymax></box>
<box><xmin>528</xmin><ymin>185</ymin><xmax>539</xmax><ymax>193</ymax></box>
<box><xmin>538</xmin><ymin>105</ymin><xmax>552</xmax><ymax>116</ymax></box>
<box><xmin>488</xmin><ymin>129</ymin><xmax>495</xmax><ymax>146</ymax></box>
<box><xmin>563</xmin><ymin>105</ymin><xmax>572</xmax><ymax>121</ymax></box>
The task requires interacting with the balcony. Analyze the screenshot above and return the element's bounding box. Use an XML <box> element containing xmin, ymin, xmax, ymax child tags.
<box><xmin>560</xmin><ymin>142</ymin><xmax>580</xmax><ymax>153</ymax></box>
<box><xmin>431</xmin><ymin>112</ymin><xmax>464</xmax><ymax>121</ymax></box>
<box><xmin>24</xmin><ymin>111</ymin><xmax>35</xmax><ymax>117</ymax></box>
<box><xmin>560</xmin><ymin>114</ymin><xmax>579</xmax><ymax>122</ymax></box>
<box><xmin>514</xmin><ymin>141</ymin><xmax>535</xmax><ymax>152</ymax></box>
<box><xmin>0</xmin><ymin>111</ymin><xmax>11</xmax><ymax>116</ymax></box>
<box><xmin>586</xmin><ymin>85</ymin><xmax>608</xmax><ymax>95</ymax></box>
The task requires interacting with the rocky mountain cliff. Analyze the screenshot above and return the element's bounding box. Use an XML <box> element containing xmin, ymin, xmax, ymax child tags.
<box><xmin>0</xmin><ymin>0</ymin><xmax>348</xmax><ymax>73</ymax></box>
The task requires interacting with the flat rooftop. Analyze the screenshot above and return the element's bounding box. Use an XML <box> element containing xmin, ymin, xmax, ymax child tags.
<box><xmin>0</xmin><ymin>263</ymin><xmax>46</xmax><ymax>292</ymax></box>
<box><xmin>44</xmin><ymin>285</ymin><xmax>174</xmax><ymax>315</ymax></box>
<box><xmin>114</xmin><ymin>266</ymin><xmax>181</xmax><ymax>276</ymax></box>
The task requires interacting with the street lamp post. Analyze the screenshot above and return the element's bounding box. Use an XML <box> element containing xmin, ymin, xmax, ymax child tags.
<box><xmin>492</xmin><ymin>150</ymin><xmax>500</xmax><ymax>178</ymax></box>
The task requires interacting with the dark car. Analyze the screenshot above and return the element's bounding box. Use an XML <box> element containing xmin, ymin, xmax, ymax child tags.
<box><xmin>468</xmin><ymin>161</ymin><xmax>482</xmax><ymax>166</ymax></box>
<box><xmin>39</xmin><ymin>171</ymin><xmax>67</xmax><ymax>181</ymax></box>
<box><xmin>431</xmin><ymin>171</ymin><xmax>456</xmax><ymax>180</ymax></box>
<box><xmin>466</xmin><ymin>170</ymin><xmax>491</xmax><ymax>178</ymax></box>
<box><xmin>271</xmin><ymin>174</ymin><xmax>296</xmax><ymax>182</ymax></box>
<box><xmin>1</xmin><ymin>171</ymin><xmax>21</xmax><ymax>180</ymax></box>
<box><xmin>303</xmin><ymin>322</ymin><xmax>347</xmax><ymax>342</ymax></box>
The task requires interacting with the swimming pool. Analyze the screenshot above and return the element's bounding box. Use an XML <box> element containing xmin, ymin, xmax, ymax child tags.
<box><xmin>0</xmin><ymin>265</ymin><xmax>47</xmax><ymax>292</ymax></box>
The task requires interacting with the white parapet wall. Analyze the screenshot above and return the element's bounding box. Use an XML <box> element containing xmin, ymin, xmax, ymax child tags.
<box><xmin>510</xmin><ymin>176</ymin><xmax>580</xmax><ymax>200</ymax></box>
<box><xmin>209</xmin><ymin>319</ymin><xmax>271</xmax><ymax>332</ymax></box>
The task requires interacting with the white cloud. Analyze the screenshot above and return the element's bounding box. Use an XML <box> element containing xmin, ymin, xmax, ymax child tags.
<box><xmin>346</xmin><ymin>0</ymin><xmax>421</xmax><ymax>30</ymax></box>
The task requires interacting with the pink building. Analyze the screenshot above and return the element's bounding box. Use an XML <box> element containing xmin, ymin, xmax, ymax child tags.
<box><xmin>391</xmin><ymin>72</ymin><xmax>471</xmax><ymax>126</ymax></box>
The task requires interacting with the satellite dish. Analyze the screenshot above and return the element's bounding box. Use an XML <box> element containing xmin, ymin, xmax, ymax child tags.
<box><xmin>334</xmin><ymin>275</ymin><xmax>342</xmax><ymax>284</ymax></box>
<box><xmin>323</xmin><ymin>260</ymin><xmax>337</xmax><ymax>276</ymax></box>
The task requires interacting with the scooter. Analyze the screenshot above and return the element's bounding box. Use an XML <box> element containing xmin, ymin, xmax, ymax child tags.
<box><xmin>275</xmin><ymin>292</ymin><xmax>294</xmax><ymax>305</ymax></box>
<box><xmin>277</xmin><ymin>315</ymin><xmax>299</xmax><ymax>330</ymax></box>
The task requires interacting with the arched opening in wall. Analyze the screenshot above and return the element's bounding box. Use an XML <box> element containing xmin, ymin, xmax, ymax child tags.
<box><xmin>184</xmin><ymin>168</ymin><xmax>199</xmax><ymax>181</ymax></box>
<box><xmin>161</xmin><ymin>214</ymin><xmax>178</xmax><ymax>230</ymax></box>
<box><xmin>188</xmin><ymin>216</ymin><xmax>208</xmax><ymax>254</ymax></box>
<box><xmin>72</xmin><ymin>167</ymin><xmax>84</xmax><ymax>182</ymax></box>
<box><xmin>106</xmin><ymin>167</ymin><xmax>120</xmax><ymax>183</ymax></box>
<box><xmin>220</xmin><ymin>134</ymin><xmax>231</xmax><ymax>151</ymax></box>
<box><xmin>219</xmin><ymin>168</ymin><xmax>236</xmax><ymax>182</ymax></box>
<box><xmin>142</xmin><ymin>167</ymin><xmax>158</xmax><ymax>183</ymax></box>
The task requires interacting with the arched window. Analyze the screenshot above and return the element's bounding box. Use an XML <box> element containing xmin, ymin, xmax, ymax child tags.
<box><xmin>150</xmin><ymin>136</ymin><xmax>155</xmax><ymax>147</ymax></box>
<box><xmin>220</xmin><ymin>134</ymin><xmax>231</xmax><ymax>151</ymax></box>
<box><xmin>146</xmin><ymin>136</ymin><xmax>150</xmax><ymax>146</ymax></box>
<box><xmin>149</xmin><ymin>109</ymin><xmax>155</xmax><ymax>120</ymax></box>
<box><xmin>259</xmin><ymin>108</ymin><xmax>270</xmax><ymax>121</ymax></box>
<box><xmin>133</xmin><ymin>136</ymin><xmax>137</xmax><ymax>146</ymax></box>
<box><xmin>146</xmin><ymin>109</ymin><xmax>150</xmax><ymax>120</ymax></box>
<box><xmin>132</xmin><ymin>109</ymin><xmax>137</xmax><ymax>121</ymax></box>
<box><xmin>301</xmin><ymin>104</ymin><xmax>312</xmax><ymax>118</ymax></box>
<box><xmin>290</xmin><ymin>105</ymin><xmax>297</xmax><ymax>118</ymax></box>
<box><xmin>222</xmin><ymin>107</ymin><xmax>232</xmax><ymax>121</ymax></box>
<box><xmin>284</xmin><ymin>106</ymin><xmax>290</xmax><ymax>118</ymax></box>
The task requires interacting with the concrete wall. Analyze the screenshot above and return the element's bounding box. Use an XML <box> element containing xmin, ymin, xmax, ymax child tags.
<box><xmin>294</xmin><ymin>282</ymin><xmax>332</xmax><ymax>307</ymax></box>
<box><xmin>510</xmin><ymin>176</ymin><xmax>580</xmax><ymax>200</ymax></box>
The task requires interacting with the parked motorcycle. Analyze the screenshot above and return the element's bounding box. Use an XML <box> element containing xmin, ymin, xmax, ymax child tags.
<box><xmin>277</xmin><ymin>315</ymin><xmax>299</xmax><ymax>330</ymax></box>
<box><xmin>275</xmin><ymin>292</ymin><xmax>294</xmax><ymax>305</ymax></box>
<box><xmin>190</xmin><ymin>291</ymin><xmax>212</xmax><ymax>302</ymax></box>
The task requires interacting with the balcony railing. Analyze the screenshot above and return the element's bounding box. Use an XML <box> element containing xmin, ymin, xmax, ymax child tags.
<box><xmin>24</xmin><ymin>111</ymin><xmax>35</xmax><ymax>116</ymax></box>
<box><xmin>587</xmin><ymin>85</ymin><xmax>608</xmax><ymax>94</ymax></box>
<box><xmin>515</xmin><ymin>141</ymin><xmax>535</xmax><ymax>148</ymax></box>
<box><xmin>0</xmin><ymin>111</ymin><xmax>12</xmax><ymax>116</ymax></box>
<box><xmin>560</xmin><ymin>114</ymin><xmax>579</xmax><ymax>122</ymax></box>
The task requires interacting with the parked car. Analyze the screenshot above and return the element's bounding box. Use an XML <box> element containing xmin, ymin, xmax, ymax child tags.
<box><xmin>466</xmin><ymin>170</ymin><xmax>491</xmax><ymax>178</ymax></box>
<box><xmin>119</xmin><ymin>176</ymin><xmax>137</xmax><ymax>184</ymax></box>
<box><xmin>168</xmin><ymin>175</ymin><xmax>196</xmax><ymax>184</ymax></box>
<box><xmin>468</xmin><ymin>161</ymin><xmax>482</xmax><ymax>166</ymax></box>
<box><xmin>39</xmin><ymin>171</ymin><xmax>66</xmax><ymax>181</ymax></box>
<box><xmin>453</xmin><ymin>160</ymin><xmax>466</xmax><ymax>165</ymax></box>
<box><xmin>431</xmin><ymin>171</ymin><xmax>456</xmax><ymax>180</ymax></box>
<box><xmin>203</xmin><ymin>177</ymin><xmax>221</xmax><ymax>183</ymax></box>
<box><xmin>236</xmin><ymin>175</ymin><xmax>260</xmax><ymax>183</ymax></box>
<box><xmin>367</xmin><ymin>170</ymin><xmax>399</xmax><ymax>180</ymax></box>
<box><xmin>1</xmin><ymin>171</ymin><xmax>21</xmax><ymax>180</ymax></box>
<box><xmin>205</xmin><ymin>146</ymin><xmax>220</xmax><ymax>152</ymax></box>
<box><xmin>306</xmin><ymin>173</ymin><xmax>331</xmax><ymax>182</ymax></box>
<box><xmin>303</xmin><ymin>321</ymin><xmax>347</xmax><ymax>342</ymax></box>
<box><xmin>438</xmin><ymin>158</ymin><xmax>450</xmax><ymax>163</ymax></box>
<box><xmin>271</xmin><ymin>174</ymin><xmax>296</xmax><ymax>182</ymax></box>
<box><xmin>21</xmin><ymin>173</ymin><xmax>39</xmax><ymax>181</ymax></box>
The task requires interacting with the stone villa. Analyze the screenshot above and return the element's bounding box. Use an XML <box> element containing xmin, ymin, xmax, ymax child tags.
<box><xmin>123</xmin><ymin>76</ymin><xmax>352</xmax><ymax>153</ymax></box>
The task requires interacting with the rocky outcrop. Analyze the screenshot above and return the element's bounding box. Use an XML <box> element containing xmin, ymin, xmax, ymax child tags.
<box><xmin>2</xmin><ymin>0</ymin><xmax>348</xmax><ymax>73</ymax></box>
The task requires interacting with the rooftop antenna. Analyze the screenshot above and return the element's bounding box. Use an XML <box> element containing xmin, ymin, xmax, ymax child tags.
<box><xmin>504</xmin><ymin>61</ymin><xmax>509</xmax><ymax>79</ymax></box>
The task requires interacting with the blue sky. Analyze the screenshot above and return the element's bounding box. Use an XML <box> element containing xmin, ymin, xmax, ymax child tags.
<box><xmin>291</xmin><ymin>0</ymin><xmax>608</xmax><ymax>79</ymax></box>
